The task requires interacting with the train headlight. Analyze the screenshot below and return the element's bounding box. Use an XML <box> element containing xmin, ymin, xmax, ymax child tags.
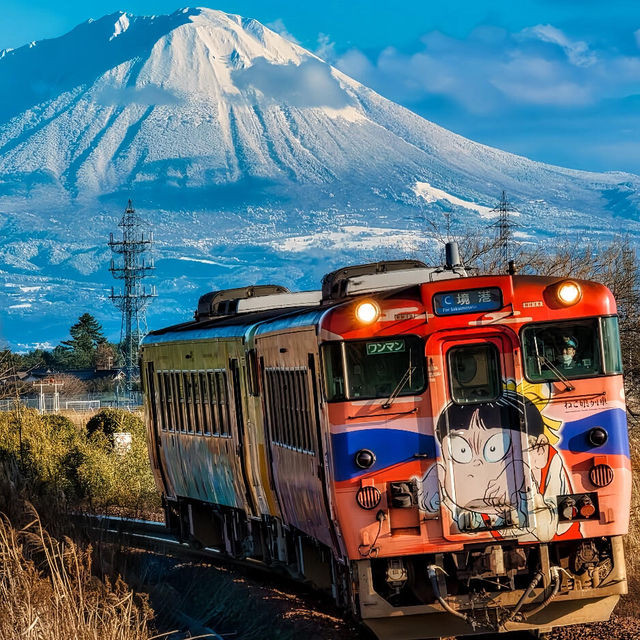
<box><xmin>556</xmin><ymin>281</ymin><xmax>582</xmax><ymax>306</ymax></box>
<box><xmin>355</xmin><ymin>301</ymin><xmax>380</xmax><ymax>324</ymax></box>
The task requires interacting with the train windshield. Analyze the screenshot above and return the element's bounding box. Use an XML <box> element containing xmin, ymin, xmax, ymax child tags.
<box><xmin>322</xmin><ymin>336</ymin><xmax>426</xmax><ymax>401</ymax></box>
<box><xmin>522</xmin><ymin>316</ymin><xmax>623</xmax><ymax>382</ymax></box>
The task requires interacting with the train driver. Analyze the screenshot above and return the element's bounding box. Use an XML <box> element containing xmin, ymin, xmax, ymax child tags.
<box><xmin>556</xmin><ymin>336</ymin><xmax>579</xmax><ymax>370</ymax></box>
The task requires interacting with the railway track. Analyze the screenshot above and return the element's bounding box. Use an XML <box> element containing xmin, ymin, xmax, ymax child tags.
<box><xmin>75</xmin><ymin>514</ymin><xmax>639</xmax><ymax>640</ymax></box>
<box><xmin>77</xmin><ymin>512</ymin><xmax>286</xmax><ymax>575</ymax></box>
<box><xmin>75</xmin><ymin>513</ymin><xmax>361</xmax><ymax>640</ymax></box>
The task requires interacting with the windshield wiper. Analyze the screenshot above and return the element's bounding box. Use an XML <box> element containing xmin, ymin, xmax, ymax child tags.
<box><xmin>382</xmin><ymin>365</ymin><xmax>417</xmax><ymax>409</ymax></box>
<box><xmin>535</xmin><ymin>353</ymin><xmax>575</xmax><ymax>392</ymax></box>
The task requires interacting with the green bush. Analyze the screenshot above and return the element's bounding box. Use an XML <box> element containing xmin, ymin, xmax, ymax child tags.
<box><xmin>86</xmin><ymin>408</ymin><xmax>145</xmax><ymax>440</ymax></box>
<box><xmin>0</xmin><ymin>409</ymin><xmax>160</xmax><ymax>515</ymax></box>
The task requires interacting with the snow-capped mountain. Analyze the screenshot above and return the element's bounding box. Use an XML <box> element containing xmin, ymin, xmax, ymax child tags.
<box><xmin>0</xmin><ymin>7</ymin><xmax>638</xmax><ymax>347</ymax></box>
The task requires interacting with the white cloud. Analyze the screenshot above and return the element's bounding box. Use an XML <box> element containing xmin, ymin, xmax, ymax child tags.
<box><xmin>336</xmin><ymin>25</ymin><xmax>640</xmax><ymax>110</ymax></box>
<box><xmin>522</xmin><ymin>24</ymin><xmax>596</xmax><ymax>67</ymax></box>
<box><xmin>492</xmin><ymin>54</ymin><xmax>592</xmax><ymax>106</ymax></box>
<box><xmin>315</xmin><ymin>33</ymin><xmax>336</xmax><ymax>63</ymax></box>
<box><xmin>265</xmin><ymin>18</ymin><xmax>300</xmax><ymax>45</ymax></box>
<box><xmin>232</xmin><ymin>57</ymin><xmax>351</xmax><ymax>109</ymax></box>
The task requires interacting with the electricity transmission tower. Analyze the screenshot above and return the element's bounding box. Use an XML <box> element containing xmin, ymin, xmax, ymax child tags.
<box><xmin>491</xmin><ymin>191</ymin><xmax>517</xmax><ymax>272</ymax></box>
<box><xmin>108</xmin><ymin>200</ymin><xmax>156</xmax><ymax>398</ymax></box>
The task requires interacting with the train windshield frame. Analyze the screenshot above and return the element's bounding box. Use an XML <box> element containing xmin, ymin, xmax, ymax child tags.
<box><xmin>321</xmin><ymin>335</ymin><xmax>427</xmax><ymax>402</ymax></box>
<box><xmin>521</xmin><ymin>315</ymin><xmax>623</xmax><ymax>382</ymax></box>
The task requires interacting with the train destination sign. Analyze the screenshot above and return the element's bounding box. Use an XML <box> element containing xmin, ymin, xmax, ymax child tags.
<box><xmin>366</xmin><ymin>340</ymin><xmax>405</xmax><ymax>355</ymax></box>
<box><xmin>433</xmin><ymin>287</ymin><xmax>502</xmax><ymax>316</ymax></box>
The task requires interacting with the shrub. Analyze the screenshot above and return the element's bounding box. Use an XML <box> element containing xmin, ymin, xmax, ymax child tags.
<box><xmin>0</xmin><ymin>409</ymin><xmax>160</xmax><ymax>515</ymax></box>
<box><xmin>86</xmin><ymin>408</ymin><xmax>145</xmax><ymax>440</ymax></box>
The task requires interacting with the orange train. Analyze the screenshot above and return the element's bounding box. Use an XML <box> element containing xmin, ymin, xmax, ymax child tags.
<box><xmin>141</xmin><ymin>254</ymin><xmax>630</xmax><ymax>639</ymax></box>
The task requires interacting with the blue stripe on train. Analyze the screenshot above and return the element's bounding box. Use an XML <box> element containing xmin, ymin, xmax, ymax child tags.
<box><xmin>331</xmin><ymin>408</ymin><xmax>629</xmax><ymax>483</ymax></box>
<box><xmin>331</xmin><ymin>429</ymin><xmax>437</xmax><ymax>482</ymax></box>
<box><xmin>557</xmin><ymin>408</ymin><xmax>630</xmax><ymax>457</ymax></box>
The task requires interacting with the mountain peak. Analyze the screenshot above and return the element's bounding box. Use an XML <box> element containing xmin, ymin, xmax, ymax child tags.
<box><xmin>0</xmin><ymin>8</ymin><xmax>639</xmax><ymax>347</ymax></box>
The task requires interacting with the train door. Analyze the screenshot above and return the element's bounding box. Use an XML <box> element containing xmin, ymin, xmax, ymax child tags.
<box><xmin>144</xmin><ymin>361</ymin><xmax>171</xmax><ymax>496</ymax></box>
<box><xmin>425</xmin><ymin>326</ymin><xmax>534</xmax><ymax>542</ymax></box>
<box><xmin>230</xmin><ymin>358</ymin><xmax>258</xmax><ymax>515</ymax></box>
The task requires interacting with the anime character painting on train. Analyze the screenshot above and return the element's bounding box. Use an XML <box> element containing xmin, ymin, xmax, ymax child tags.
<box><xmin>419</xmin><ymin>385</ymin><xmax>580</xmax><ymax>542</ymax></box>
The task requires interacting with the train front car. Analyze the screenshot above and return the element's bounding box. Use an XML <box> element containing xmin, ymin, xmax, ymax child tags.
<box><xmin>321</xmin><ymin>273</ymin><xmax>630</xmax><ymax>638</ymax></box>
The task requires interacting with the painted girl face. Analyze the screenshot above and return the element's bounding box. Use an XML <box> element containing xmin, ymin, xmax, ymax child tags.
<box><xmin>441</xmin><ymin>408</ymin><xmax>524</xmax><ymax>514</ymax></box>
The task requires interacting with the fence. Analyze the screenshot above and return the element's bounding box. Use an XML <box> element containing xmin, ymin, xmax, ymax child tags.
<box><xmin>0</xmin><ymin>393</ymin><xmax>143</xmax><ymax>413</ymax></box>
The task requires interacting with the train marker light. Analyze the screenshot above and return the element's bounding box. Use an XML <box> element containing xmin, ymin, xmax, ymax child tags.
<box><xmin>556</xmin><ymin>281</ymin><xmax>582</xmax><ymax>306</ymax></box>
<box><xmin>355</xmin><ymin>301</ymin><xmax>380</xmax><ymax>324</ymax></box>
<box><xmin>560</xmin><ymin>497</ymin><xmax>577</xmax><ymax>520</ymax></box>
<box><xmin>578</xmin><ymin>495</ymin><xmax>596</xmax><ymax>518</ymax></box>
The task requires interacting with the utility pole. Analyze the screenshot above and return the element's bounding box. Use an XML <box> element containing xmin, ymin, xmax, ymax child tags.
<box><xmin>491</xmin><ymin>191</ymin><xmax>517</xmax><ymax>272</ymax></box>
<box><xmin>108</xmin><ymin>200</ymin><xmax>156</xmax><ymax>400</ymax></box>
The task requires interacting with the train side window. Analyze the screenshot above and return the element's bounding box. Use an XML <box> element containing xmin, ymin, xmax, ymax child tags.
<box><xmin>522</xmin><ymin>319</ymin><xmax>602</xmax><ymax>381</ymax></box>
<box><xmin>286</xmin><ymin>370</ymin><xmax>296</xmax><ymax>448</ymax></box>
<box><xmin>264</xmin><ymin>367</ymin><xmax>315</xmax><ymax>454</ymax></box>
<box><xmin>601</xmin><ymin>316</ymin><xmax>623</xmax><ymax>374</ymax></box>
<box><xmin>247</xmin><ymin>349</ymin><xmax>260</xmax><ymax>396</ymax></box>
<box><xmin>264</xmin><ymin>370</ymin><xmax>276</xmax><ymax>442</ymax></box>
<box><xmin>448</xmin><ymin>344</ymin><xmax>500</xmax><ymax>405</ymax></box>
<box><xmin>216</xmin><ymin>371</ymin><xmax>231</xmax><ymax>437</ymax></box>
<box><xmin>183</xmin><ymin>371</ymin><xmax>194</xmax><ymax>433</ymax></box>
<box><xmin>173</xmin><ymin>372</ymin><xmax>185</xmax><ymax>432</ymax></box>
<box><xmin>191</xmin><ymin>372</ymin><xmax>202</xmax><ymax>434</ymax></box>
<box><xmin>156</xmin><ymin>371</ymin><xmax>166</xmax><ymax>431</ymax></box>
<box><xmin>167</xmin><ymin>373</ymin><xmax>176</xmax><ymax>432</ymax></box>
<box><xmin>200</xmin><ymin>372</ymin><xmax>211</xmax><ymax>434</ymax></box>
<box><xmin>207</xmin><ymin>371</ymin><xmax>220</xmax><ymax>435</ymax></box>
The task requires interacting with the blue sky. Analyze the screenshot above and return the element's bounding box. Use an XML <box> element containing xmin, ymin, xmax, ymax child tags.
<box><xmin>2</xmin><ymin>1</ymin><xmax>640</xmax><ymax>174</ymax></box>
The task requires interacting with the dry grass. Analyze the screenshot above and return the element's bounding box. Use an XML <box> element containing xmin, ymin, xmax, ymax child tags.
<box><xmin>0</xmin><ymin>503</ymin><xmax>155</xmax><ymax>640</ymax></box>
<box><xmin>617</xmin><ymin>427</ymin><xmax>640</xmax><ymax>617</ymax></box>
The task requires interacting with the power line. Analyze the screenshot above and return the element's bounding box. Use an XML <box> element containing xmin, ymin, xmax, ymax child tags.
<box><xmin>108</xmin><ymin>199</ymin><xmax>156</xmax><ymax>398</ymax></box>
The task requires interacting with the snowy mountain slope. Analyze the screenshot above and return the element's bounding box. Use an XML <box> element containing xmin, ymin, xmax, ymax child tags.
<box><xmin>0</xmin><ymin>7</ymin><xmax>638</xmax><ymax>347</ymax></box>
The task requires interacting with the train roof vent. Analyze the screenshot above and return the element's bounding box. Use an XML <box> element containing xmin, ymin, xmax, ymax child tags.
<box><xmin>196</xmin><ymin>285</ymin><xmax>289</xmax><ymax>320</ymax></box>
<box><xmin>237</xmin><ymin>290</ymin><xmax>322</xmax><ymax>314</ymax></box>
<box><xmin>322</xmin><ymin>260</ymin><xmax>466</xmax><ymax>301</ymax></box>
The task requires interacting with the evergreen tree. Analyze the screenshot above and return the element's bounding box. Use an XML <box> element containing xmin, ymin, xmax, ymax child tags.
<box><xmin>61</xmin><ymin>314</ymin><xmax>107</xmax><ymax>368</ymax></box>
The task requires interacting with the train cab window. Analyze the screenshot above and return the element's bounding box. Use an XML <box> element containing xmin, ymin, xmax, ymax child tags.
<box><xmin>322</xmin><ymin>336</ymin><xmax>426</xmax><ymax>401</ymax></box>
<box><xmin>522</xmin><ymin>319</ymin><xmax>604</xmax><ymax>381</ymax></box>
<box><xmin>601</xmin><ymin>316</ymin><xmax>623</xmax><ymax>374</ymax></box>
<box><xmin>448</xmin><ymin>344</ymin><xmax>500</xmax><ymax>404</ymax></box>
